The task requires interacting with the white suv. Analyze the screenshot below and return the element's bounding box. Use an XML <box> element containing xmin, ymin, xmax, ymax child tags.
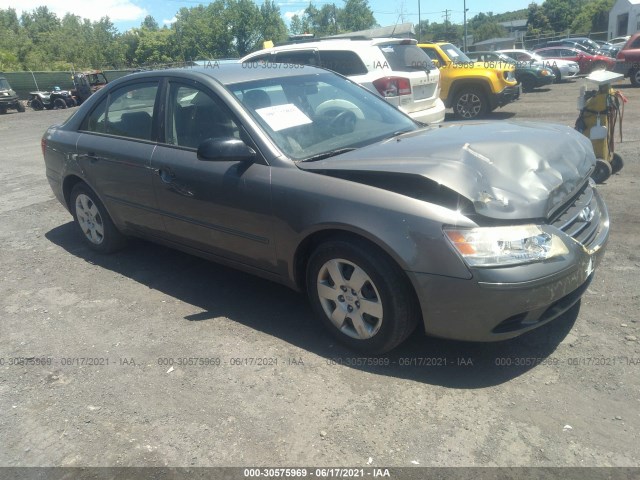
<box><xmin>240</xmin><ymin>38</ymin><xmax>445</xmax><ymax>124</ymax></box>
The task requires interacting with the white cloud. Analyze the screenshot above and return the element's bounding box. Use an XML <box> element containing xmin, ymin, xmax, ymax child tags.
<box><xmin>0</xmin><ymin>0</ymin><xmax>147</xmax><ymax>23</ymax></box>
<box><xmin>283</xmin><ymin>8</ymin><xmax>305</xmax><ymax>21</ymax></box>
<box><xmin>163</xmin><ymin>16</ymin><xmax>177</xmax><ymax>25</ymax></box>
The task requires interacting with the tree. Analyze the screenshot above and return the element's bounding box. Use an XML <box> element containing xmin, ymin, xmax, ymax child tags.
<box><xmin>541</xmin><ymin>0</ymin><xmax>588</xmax><ymax>33</ymax></box>
<box><xmin>141</xmin><ymin>15</ymin><xmax>159</xmax><ymax>31</ymax></box>
<box><xmin>227</xmin><ymin>0</ymin><xmax>263</xmax><ymax>56</ymax></box>
<box><xmin>570</xmin><ymin>0</ymin><xmax>614</xmax><ymax>34</ymax></box>
<box><xmin>339</xmin><ymin>0</ymin><xmax>375</xmax><ymax>32</ymax></box>
<box><xmin>526</xmin><ymin>3</ymin><xmax>552</xmax><ymax>35</ymax></box>
<box><xmin>260</xmin><ymin>1</ymin><xmax>287</xmax><ymax>44</ymax></box>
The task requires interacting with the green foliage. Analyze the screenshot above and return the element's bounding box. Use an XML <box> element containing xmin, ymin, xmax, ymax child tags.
<box><xmin>541</xmin><ymin>0</ymin><xmax>589</xmax><ymax>33</ymax></box>
<box><xmin>418</xmin><ymin>19</ymin><xmax>463</xmax><ymax>43</ymax></box>
<box><xmin>287</xmin><ymin>0</ymin><xmax>375</xmax><ymax>37</ymax></box>
<box><xmin>527</xmin><ymin>3</ymin><xmax>553</xmax><ymax>35</ymax></box>
<box><xmin>570</xmin><ymin>0</ymin><xmax>615</xmax><ymax>34</ymax></box>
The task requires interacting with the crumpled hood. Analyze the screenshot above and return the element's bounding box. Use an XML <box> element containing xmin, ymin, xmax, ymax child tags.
<box><xmin>300</xmin><ymin>121</ymin><xmax>595</xmax><ymax>220</ymax></box>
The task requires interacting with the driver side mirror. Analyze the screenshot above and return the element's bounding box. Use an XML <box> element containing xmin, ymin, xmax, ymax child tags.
<box><xmin>197</xmin><ymin>137</ymin><xmax>256</xmax><ymax>162</ymax></box>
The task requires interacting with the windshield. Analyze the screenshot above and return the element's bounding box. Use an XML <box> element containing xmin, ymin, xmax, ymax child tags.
<box><xmin>229</xmin><ymin>73</ymin><xmax>418</xmax><ymax>161</ymax></box>
<box><xmin>0</xmin><ymin>78</ymin><xmax>11</xmax><ymax>90</ymax></box>
<box><xmin>440</xmin><ymin>43</ymin><xmax>472</xmax><ymax>64</ymax></box>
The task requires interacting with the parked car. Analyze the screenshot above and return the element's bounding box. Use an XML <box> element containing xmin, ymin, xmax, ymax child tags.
<box><xmin>534</xmin><ymin>47</ymin><xmax>616</xmax><ymax>74</ymax></box>
<box><xmin>613</xmin><ymin>32</ymin><xmax>640</xmax><ymax>86</ymax></box>
<box><xmin>466</xmin><ymin>51</ymin><xmax>555</xmax><ymax>91</ymax></box>
<box><xmin>419</xmin><ymin>42</ymin><xmax>519</xmax><ymax>119</ymax></box>
<box><xmin>42</xmin><ymin>65</ymin><xmax>610</xmax><ymax>353</ymax></box>
<box><xmin>608</xmin><ymin>35</ymin><xmax>631</xmax><ymax>46</ymax></box>
<box><xmin>538</xmin><ymin>39</ymin><xmax>598</xmax><ymax>55</ymax></box>
<box><xmin>596</xmin><ymin>43</ymin><xmax>621</xmax><ymax>58</ymax></box>
<box><xmin>498</xmin><ymin>49</ymin><xmax>580</xmax><ymax>82</ymax></box>
<box><xmin>0</xmin><ymin>73</ymin><xmax>25</xmax><ymax>114</ymax></box>
<box><xmin>240</xmin><ymin>37</ymin><xmax>445</xmax><ymax>124</ymax></box>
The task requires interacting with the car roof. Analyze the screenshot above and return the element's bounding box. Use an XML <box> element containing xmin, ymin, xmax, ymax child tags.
<box><xmin>108</xmin><ymin>64</ymin><xmax>329</xmax><ymax>86</ymax></box>
<box><xmin>245</xmin><ymin>37</ymin><xmax>416</xmax><ymax>54</ymax></box>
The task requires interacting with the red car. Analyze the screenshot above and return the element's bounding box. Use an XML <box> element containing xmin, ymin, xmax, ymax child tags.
<box><xmin>614</xmin><ymin>32</ymin><xmax>640</xmax><ymax>86</ymax></box>
<box><xmin>533</xmin><ymin>47</ymin><xmax>615</xmax><ymax>74</ymax></box>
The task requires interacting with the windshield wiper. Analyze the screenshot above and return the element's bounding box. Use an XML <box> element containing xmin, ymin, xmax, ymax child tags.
<box><xmin>385</xmin><ymin>129</ymin><xmax>414</xmax><ymax>140</ymax></box>
<box><xmin>301</xmin><ymin>148</ymin><xmax>356</xmax><ymax>162</ymax></box>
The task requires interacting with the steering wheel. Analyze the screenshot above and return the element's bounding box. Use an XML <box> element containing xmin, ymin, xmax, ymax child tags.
<box><xmin>328</xmin><ymin>109</ymin><xmax>357</xmax><ymax>134</ymax></box>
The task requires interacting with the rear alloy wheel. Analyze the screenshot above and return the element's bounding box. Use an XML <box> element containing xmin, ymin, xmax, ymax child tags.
<box><xmin>70</xmin><ymin>183</ymin><xmax>126</xmax><ymax>253</ymax></box>
<box><xmin>453</xmin><ymin>88</ymin><xmax>487</xmax><ymax>120</ymax></box>
<box><xmin>307</xmin><ymin>238</ymin><xmax>419</xmax><ymax>354</ymax></box>
<box><xmin>591</xmin><ymin>159</ymin><xmax>612</xmax><ymax>184</ymax></box>
<box><xmin>53</xmin><ymin>98</ymin><xmax>67</xmax><ymax>109</ymax></box>
<box><xmin>631</xmin><ymin>69</ymin><xmax>640</xmax><ymax>87</ymax></box>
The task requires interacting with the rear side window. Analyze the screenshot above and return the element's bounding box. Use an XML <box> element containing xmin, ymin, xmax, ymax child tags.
<box><xmin>81</xmin><ymin>82</ymin><xmax>158</xmax><ymax>141</ymax></box>
<box><xmin>631</xmin><ymin>37</ymin><xmax>640</xmax><ymax>48</ymax></box>
<box><xmin>319</xmin><ymin>51</ymin><xmax>367</xmax><ymax>75</ymax></box>
<box><xmin>421</xmin><ymin>47</ymin><xmax>445</xmax><ymax>65</ymax></box>
<box><xmin>274</xmin><ymin>50</ymin><xmax>319</xmax><ymax>66</ymax></box>
<box><xmin>378</xmin><ymin>44</ymin><xmax>434</xmax><ymax>71</ymax></box>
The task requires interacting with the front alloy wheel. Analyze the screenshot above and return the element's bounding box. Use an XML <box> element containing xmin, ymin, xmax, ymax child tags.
<box><xmin>453</xmin><ymin>88</ymin><xmax>487</xmax><ymax>119</ymax></box>
<box><xmin>307</xmin><ymin>238</ymin><xmax>419</xmax><ymax>353</ymax></box>
<box><xmin>316</xmin><ymin>258</ymin><xmax>383</xmax><ymax>340</ymax></box>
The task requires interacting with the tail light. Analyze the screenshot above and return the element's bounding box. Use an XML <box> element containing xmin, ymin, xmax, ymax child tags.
<box><xmin>41</xmin><ymin>137</ymin><xmax>46</xmax><ymax>157</ymax></box>
<box><xmin>373</xmin><ymin>77</ymin><xmax>412</xmax><ymax>97</ymax></box>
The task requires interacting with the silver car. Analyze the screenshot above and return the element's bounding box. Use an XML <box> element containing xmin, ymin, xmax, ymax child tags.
<box><xmin>42</xmin><ymin>65</ymin><xmax>609</xmax><ymax>353</ymax></box>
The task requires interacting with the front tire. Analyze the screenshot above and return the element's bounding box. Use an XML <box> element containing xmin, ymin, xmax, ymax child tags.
<box><xmin>70</xmin><ymin>183</ymin><xmax>126</xmax><ymax>253</ymax></box>
<box><xmin>53</xmin><ymin>98</ymin><xmax>67</xmax><ymax>109</ymax></box>
<box><xmin>552</xmin><ymin>67</ymin><xmax>562</xmax><ymax>83</ymax></box>
<box><xmin>631</xmin><ymin>68</ymin><xmax>640</xmax><ymax>87</ymax></box>
<box><xmin>31</xmin><ymin>98</ymin><xmax>44</xmax><ymax>110</ymax></box>
<box><xmin>306</xmin><ymin>238</ymin><xmax>419</xmax><ymax>354</ymax></box>
<box><xmin>520</xmin><ymin>75</ymin><xmax>536</xmax><ymax>92</ymax></box>
<box><xmin>452</xmin><ymin>87</ymin><xmax>488</xmax><ymax>120</ymax></box>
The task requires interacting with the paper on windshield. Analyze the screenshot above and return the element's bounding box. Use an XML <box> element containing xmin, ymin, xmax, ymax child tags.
<box><xmin>255</xmin><ymin>104</ymin><xmax>312</xmax><ymax>131</ymax></box>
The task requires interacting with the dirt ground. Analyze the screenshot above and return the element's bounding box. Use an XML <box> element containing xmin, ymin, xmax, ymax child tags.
<box><xmin>1</xmin><ymin>78</ymin><xmax>639</xmax><ymax>471</ymax></box>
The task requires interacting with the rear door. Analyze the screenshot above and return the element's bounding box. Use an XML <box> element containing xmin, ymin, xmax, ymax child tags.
<box><xmin>76</xmin><ymin>79</ymin><xmax>165</xmax><ymax>235</ymax></box>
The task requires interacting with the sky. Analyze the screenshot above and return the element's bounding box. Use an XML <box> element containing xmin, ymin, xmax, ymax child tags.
<box><xmin>0</xmin><ymin>0</ymin><xmax>540</xmax><ymax>32</ymax></box>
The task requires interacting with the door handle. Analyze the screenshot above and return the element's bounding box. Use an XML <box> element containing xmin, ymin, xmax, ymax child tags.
<box><xmin>158</xmin><ymin>168</ymin><xmax>175</xmax><ymax>184</ymax></box>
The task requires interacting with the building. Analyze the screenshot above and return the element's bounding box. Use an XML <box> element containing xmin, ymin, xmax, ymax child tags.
<box><xmin>468</xmin><ymin>37</ymin><xmax>517</xmax><ymax>52</ymax></box>
<box><xmin>608</xmin><ymin>0</ymin><xmax>640</xmax><ymax>38</ymax></box>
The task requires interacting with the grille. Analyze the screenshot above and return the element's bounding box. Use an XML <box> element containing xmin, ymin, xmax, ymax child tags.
<box><xmin>551</xmin><ymin>182</ymin><xmax>602</xmax><ymax>250</ymax></box>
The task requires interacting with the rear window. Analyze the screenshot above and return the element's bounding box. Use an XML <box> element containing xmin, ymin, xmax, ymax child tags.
<box><xmin>377</xmin><ymin>44</ymin><xmax>434</xmax><ymax>71</ymax></box>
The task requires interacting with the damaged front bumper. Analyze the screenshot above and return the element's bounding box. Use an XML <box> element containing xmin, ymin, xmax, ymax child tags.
<box><xmin>408</xmin><ymin>185</ymin><xmax>609</xmax><ymax>342</ymax></box>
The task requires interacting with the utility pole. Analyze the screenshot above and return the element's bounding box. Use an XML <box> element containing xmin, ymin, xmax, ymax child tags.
<box><xmin>418</xmin><ymin>0</ymin><xmax>421</xmax><ymax>42</ymax></box>
<box><xmin>443</xmin><ymin>9</ymin><xmax>450</xmax><ymax>40</ymax></box>
<box><xmin>463</xmin><ymin>0</ymin><xmax>468</xmax><ymax>52</ymax></box>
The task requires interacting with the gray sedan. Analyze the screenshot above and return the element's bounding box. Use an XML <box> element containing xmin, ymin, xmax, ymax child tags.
<box><xmin>43</xmin><ymin>64</ymin><xmax>609</xmax><ymax>353</ymax></box>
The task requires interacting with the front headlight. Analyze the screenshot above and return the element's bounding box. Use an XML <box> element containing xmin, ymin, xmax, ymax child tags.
<box><xmin>541</xmin><ymin>69</ymin><xmax>550</xmax><ymax>76</ymax></box>
<box><xmin>444</xmin><ymin>225</ymin><xmax>569</xmax><ymax>267</ymax></box>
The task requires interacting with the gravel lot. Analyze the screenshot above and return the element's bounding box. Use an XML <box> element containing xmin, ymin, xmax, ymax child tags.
<box><xmin>1</xmin><ymin>78</ymin><xmax>639</xmax><ymax>470</ymax></box>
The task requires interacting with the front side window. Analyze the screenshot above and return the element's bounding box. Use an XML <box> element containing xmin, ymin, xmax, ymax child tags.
<box><xmin>165</xmin><ymin>83</ymin><xmax>240</xmax><ymax>149</ymax></box>
<box><xmin>80</xmin><ymin>81</ymin><xmax>158</xmax><ymax>141</ymax></box>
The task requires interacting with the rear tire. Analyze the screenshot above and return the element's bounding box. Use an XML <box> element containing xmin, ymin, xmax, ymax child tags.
<box><xmin>591</xmin><ymin>61</ymin><xmax>607</xmax><ymax>72</ymax></box>
<box><xmin>31</xmin><ymin>98</ymin><xmax>44</xmax><ymax>111</ymax></box>
<box><xmin>70</xmin><ymin>183</ymin><xmax>126</xmax><ymax>254</ymax></box>
<box><xmin>610</xmin><ymin>153</ymin><xmax>624</xmax><ymax>174</ymax></box>
<box><xmin>631</xmin><ymin>68</ymin><xmax>640</xmax><ymax>87</ymax></box>
<box><xmin>452</xmin><ymin>87</ymin><xmax>488</xmax><ymax>120</ymax></box>
<box><xmin>591</xmin><ymin>159</ymin><xmax>612</xmax><ymax>184</ymax></box>
<box><xmin>53</xmin><ymin>98</ymin><xmax>67</xmax><ymax>109</ymax></box>
<box><xmin>306</xmin><ymin>237</ymin><xmax>419</xmax><ymax>354</ymax></box>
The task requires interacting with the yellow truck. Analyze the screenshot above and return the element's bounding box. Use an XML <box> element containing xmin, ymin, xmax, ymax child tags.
<box><xmin>418</xmin><ymin>42</ymin><xmax>520</xmax><ymax>119</ymax></box>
